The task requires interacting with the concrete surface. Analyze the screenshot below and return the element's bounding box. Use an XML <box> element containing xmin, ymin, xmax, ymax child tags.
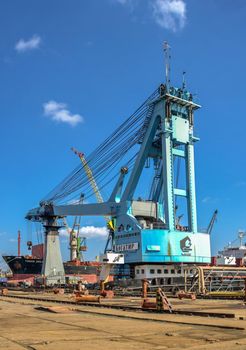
<box><xmin>0</xmin><ymin>295</ymin><xmax>246</xmax><ymax>349</ymax></box>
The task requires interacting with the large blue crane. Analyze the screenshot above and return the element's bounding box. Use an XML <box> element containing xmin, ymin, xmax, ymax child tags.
<box><xmin>26</xmin><ymin>58</ymin><xmax>211</xmax><ymax>284</ymax></box>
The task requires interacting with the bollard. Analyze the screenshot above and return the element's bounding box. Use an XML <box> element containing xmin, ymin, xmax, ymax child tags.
<box><xmin>141</xmin><ymin>279</ymin><xmax>149</xmax><ymax>299</ymax></box>
<box><xmin>142</xmin><ymin>298</ymin><xmax>156</xmax><ymax>310</ymax></box>
<box><xmin>100</xmin><ymin>290</ymin><xmax>114</xmax><ymax>298</ymax></box>
<box><xmin>74</xmin><ymin>290</ymin><xmax>89</xmax><ymax>297</ymax></box>
<box><xmin>53</xmin><ymin>288</ymin><xmax>64</xmax><ymax>295</ymax></box>
<box><xmin>1</xmin><ymin>288</ymin><xmax>8</xmax><ymax>296</ymax></box>
<box><xmin>177</xmin><ymin>290</ymin><xmax>196</xmax><ymax>300</ymax></box>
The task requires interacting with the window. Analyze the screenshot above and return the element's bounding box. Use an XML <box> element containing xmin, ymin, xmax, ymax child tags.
<box><xmin>171</xmin><ymin>269</ymin><xmax>175</xmax><ymax>274</ymax></box>
<box><xmin>164</xmin><ymin>269</ymin><xmax>168</xmax><ymax>274</ymax></box>
<box><xmin>150</xmin><ymin>269</ymin><xmax>155</xmax><ymax>274</ymax></box>
<box><xmin>157</xmin><ymin>269</ymin><xmax>162</xmax><ymax>274</ymax></box>
<box><xmin>177</xmin><ymin>269</ymin><xmax>181</xmax><ymax>274</ymax></box>
<box><xmin>141</xmin><ymin>269</ymin><xmax>145</xmax><ymax>274</ymax></box>
<box><xmin>136</xmin><ymin>269</ymin><xmax>140</xmax><ymax>274</ymax></box>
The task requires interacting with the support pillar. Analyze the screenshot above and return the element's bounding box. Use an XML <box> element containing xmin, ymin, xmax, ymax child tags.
<box><xmin>186</xmin><ymin>143</ymin><xmax>198</xmax><ymax>232</ymax></box>
<box><xmin>162</xmin><ymin>115</ymin><xmax>175</xmax><ymax>231</ymax></box>
<box><xmin>42</xmin><ymin>217</ymin><xmax>65</xmax><ymax>286</ymax></box>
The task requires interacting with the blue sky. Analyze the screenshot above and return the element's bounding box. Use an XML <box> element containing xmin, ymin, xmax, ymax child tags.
<box><xmin>1</xmin><ymin>0</ymin><xmax>246</xmax><ymax>266</ymax></box>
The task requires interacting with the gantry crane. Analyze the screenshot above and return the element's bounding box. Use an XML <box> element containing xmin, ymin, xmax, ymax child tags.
<box><xmin>26</xmin><ymin>49</ymin><xmax>211</xmax><ymax>286</ymax></box>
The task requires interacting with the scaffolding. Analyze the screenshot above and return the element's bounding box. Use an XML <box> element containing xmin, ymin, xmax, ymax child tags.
<box><xmin>188</xmin><ymin>266</ymin><xmax>246</xmax><ymax>297</ymax></box>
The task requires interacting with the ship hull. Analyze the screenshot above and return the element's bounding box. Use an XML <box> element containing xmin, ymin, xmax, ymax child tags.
<box><xmin>3</xmin><ymin>256</ymin><xmax>42</xmax><ymax>275</ymax></box>
<box><xmin>3</xmin><ymin>256</ymin><xmax>100</xmax><ymax>277</ymax></box>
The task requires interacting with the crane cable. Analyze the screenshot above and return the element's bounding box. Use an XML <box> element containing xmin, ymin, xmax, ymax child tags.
<box><xmin>42</xmin><ymin>87</ymin><xmax>160</xmax><ymax>204</ymax></box>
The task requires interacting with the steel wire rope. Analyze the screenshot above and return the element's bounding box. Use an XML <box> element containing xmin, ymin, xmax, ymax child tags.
<box><xmin>43</xmin><ymin>121</ymin><xmax>141</xmax><ymax>201</ymax></box>
<box><xmin>58</xmin><ymin>154</ymin><xmax>137</xmax><ymax>205</ymax></box>
<box><xmin>44</xmin><ymin>100</ymin><xmax>156</xmax><ymax>201</ymax></box>
<box><xmin>58</xmin><ymin>149</ymin><xmax>138</xmax><ymax>205</ymax></box>
<box><xmin>47</xmin><ymin>118</ymin><xmax>147</xmax><ymax>201</ymax></box>
<box><xmin>52</xmin><ymin>130</ymin><xmax>141</xmax><ymax>201</ymax></box>
<box><xmin>74</xmin><ymin>153</ymin><xmax>138</xmax><ymax>203</ymax></box>
<box><xmin>42</xmin><ymin>88</ymin><xmax>160</xmax><ymax>203</ymax></box>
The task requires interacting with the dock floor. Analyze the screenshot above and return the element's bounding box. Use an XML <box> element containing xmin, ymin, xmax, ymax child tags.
<box><xmin>0</xmin><ymin>292</ymin><xmax>246</xmax><ymax>349</ymax></box>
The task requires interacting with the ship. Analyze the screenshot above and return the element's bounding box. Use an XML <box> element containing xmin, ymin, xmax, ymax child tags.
<box><xmin>215</xmin><ymin>230</ymin><xmax>246</xmax><ymax>266</ymax></box>
<box><xmin>2</xmin><ymin>234</ymin><xmax>101</xmax><ymax>284</ymax></box>
<box><xmin>2</xmin><ymin>254</ymin><xmax>101</xmax><ymax>278</ymax></box>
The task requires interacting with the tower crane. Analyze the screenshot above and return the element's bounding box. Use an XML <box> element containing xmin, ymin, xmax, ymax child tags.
<box><xmin>71</xmin><ymin>147</ymin><xmax>114</xmax><ymax>231</ymax></box>
<box><xmin>71</xmin><ymin>147</ymin><xmax>121</xmax><ymax>292</ymax></box>
<box><xmin>71</xmin><ymin>147</ymin><xmax>115</xmax><ymax>254</ymax></box>
<box><xmin>62</xmin><ymin>193</ymin><xmax>87</xmax><ymax>262</ymax></box>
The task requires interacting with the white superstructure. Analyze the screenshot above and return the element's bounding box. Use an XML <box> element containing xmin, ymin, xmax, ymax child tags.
<box><xmin>134</xmin><ymin>264</ymin><xmax>195</xmax><ymax>282</ymax></box>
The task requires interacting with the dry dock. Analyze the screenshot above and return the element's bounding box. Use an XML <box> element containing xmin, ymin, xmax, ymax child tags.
<box><xmin>0</xmin><ymin>292</ymin><xmax>246</xmax><ymax>349</ymax></box>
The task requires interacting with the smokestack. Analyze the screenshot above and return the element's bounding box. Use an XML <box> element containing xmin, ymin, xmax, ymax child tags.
<box><xmin>18</xmin><ymin>230</ymin><xmax>21</xmax><ymax>256</ymax></box>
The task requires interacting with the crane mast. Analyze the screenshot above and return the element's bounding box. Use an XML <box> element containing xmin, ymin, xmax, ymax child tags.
<box><xmin>62</xmin><ymin>194</ymin><xmax>87</xmax><ymax>262</ymax></box>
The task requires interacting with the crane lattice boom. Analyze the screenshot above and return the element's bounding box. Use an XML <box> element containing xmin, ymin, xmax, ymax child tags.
<box><xmin>71</xmin><ymin>147</ymin><xmax>113</xmax><ymax>229</ymax></box>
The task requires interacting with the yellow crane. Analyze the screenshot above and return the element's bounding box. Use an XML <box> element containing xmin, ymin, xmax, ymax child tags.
<box><xmin>71</xmin><ymin>147</ymin><xmax>114</xmax><ymax>230</ymax></box>
<box><xmin>71</xmin><ymin>147</ymin><xmax>117</xmax><ymax>292</ymax></box>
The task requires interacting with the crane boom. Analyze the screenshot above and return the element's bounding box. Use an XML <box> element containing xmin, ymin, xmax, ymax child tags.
<box><xmin>71</xmin><ymin>147</ymin><xmax>113</xmax><ymax>229</ymax></box>
<box><xmin>73</xmin><ymin>148</ymin><xmax>104</xmax><ymax>204</ymax></box>
<box><xmin>207</xmin><ymin>209</ymin><xmax>218</xmax><ymax>235</ymax></box>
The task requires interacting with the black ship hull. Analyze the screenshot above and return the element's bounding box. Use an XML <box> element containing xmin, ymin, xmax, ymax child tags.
<box><xmin>3</xmin><ymin>256</ymin><xmax>42</xmax><ymax>275</ymax></box>
<box><xmin>3</xmin><ymin>256</ymin><xmax>100</xmax><ymax>276</ymax></box>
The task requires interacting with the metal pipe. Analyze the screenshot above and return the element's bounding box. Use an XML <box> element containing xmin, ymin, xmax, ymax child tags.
<box><xmin>75</xmin><ymin>295</ymin><xmax>101</xmax><ymax>303</ymax></box>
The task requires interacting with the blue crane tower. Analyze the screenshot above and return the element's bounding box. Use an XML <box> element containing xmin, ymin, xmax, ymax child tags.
<box><xmin>109</xmin><ymin>83</ymin><xmax>211</xmax><ymax>265</ymax></box>
<box><xmin>26</xmin><ymin>55</ymin><xmax>211</xmax><ymax>284</ymax></box>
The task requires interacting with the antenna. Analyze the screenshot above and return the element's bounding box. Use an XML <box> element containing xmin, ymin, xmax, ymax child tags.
<box><xmin>238</xmin><ymin>230</ymin><xmax>245</xmax><ymax>247</ymax></box>
<box><xmin>182</xmin><ymin>71</ymin><xmax>186</xmax><ymax>90</ymax></box>
<box><xmin>163</xmin><ymin>41</ymin><xmax>171</xmax><ymax>92</ymax></box>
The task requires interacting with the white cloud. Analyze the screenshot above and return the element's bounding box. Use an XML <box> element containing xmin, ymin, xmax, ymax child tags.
<box><xmin>60</xmin><ymin>226</ymin><xmax>108</xmax><ymax>239</ymax></box>
<box><xmin>202</xmin><ymin>196</ymin><xmax>219</xmax><ymax>204</ymax></box>
<box><xmin>43</xmin><ymin>100</ymin><xmax>84</xmax><ymax>127</ymax></box>
<box><xmin>202</xmin><ymin>196</ymin><xmax>211</xmax><ymax>203</ymax></box>
<box><xmin>15</xmin><ymin>35</ymin><xmax>41</xmax><ymax>53</ymax></box>
<box><xmin>9</xmin><ymin>238</ymin><xmax>17</xmax><ymax>243</ymax></box>
<box><xmin>152</xmin><ymin>0</ymin><xmax>186</xmax><ymax>31</ymax></box>
<box><xmin>79</xmin><ymin>226</ymin><xmax>108</xmax><ymax>238</ymax></box>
